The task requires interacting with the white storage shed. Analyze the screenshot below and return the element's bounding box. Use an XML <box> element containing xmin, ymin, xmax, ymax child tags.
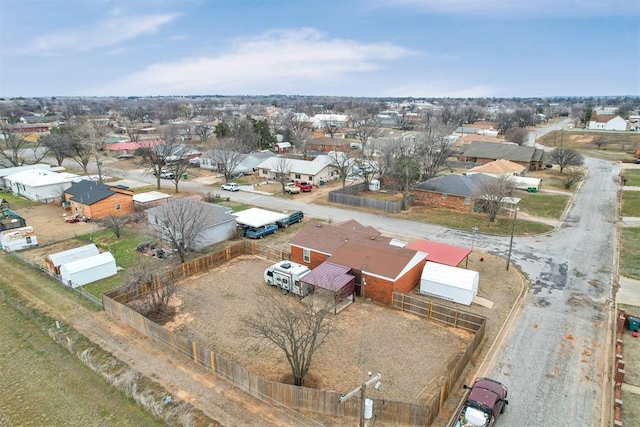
<box><xmin>0</xmin><ymin>226</ymin><xmax>38</xmax><ymax>252</ymax></box>
<box><xmin>419</xmin><ymin>261</ymin><xmax>479</xmax><ymax>306</ymax></box>
<box><xmin>46</xmin><ymin>243</ymin><xmax>100</xmax><ymax>276</ymax></box>
<box><xmin>59</xmin><ymin>252</ymin><xmax>117</xmax><ymax>288</ymax></box>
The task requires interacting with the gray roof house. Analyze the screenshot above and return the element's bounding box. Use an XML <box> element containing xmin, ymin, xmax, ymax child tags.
<box><xmin>413</xmin><ymin>174</ymin><xmax>500</xmax><ymax>212</ymax></box>
<box><xmin>255</xmin><ymin>153</ymin><xmax>340</xmax><ymax>186</ymax></box>
<box><xmin>461</xmin><ymin>141</ymin><xmax>545</xmax><ymax>171</ymax></box>
<box><xmin>147</xmin><ymin>200</ymin><xmax>236</xmax><ymax>250</ymax></box>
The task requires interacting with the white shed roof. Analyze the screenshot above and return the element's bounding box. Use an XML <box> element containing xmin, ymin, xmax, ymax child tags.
<box><xmin>0</xmin><ymin>164</ymin><xmax>50</xmax><ymax>178</ymax></box>
<box><xmin>62</xmin><ymin>252</ymin><xmax>115</xmax><ymax>274</ymax></box>
<box><xmin>133</xmin><ymin>191</ymin><xmax>173</xmax><ymax>203</ymax></box>
<box><xmin>232</xmin><ymin>208</ymin><xmax>288</xmax><ymax>227</ymax></box>
<box><xmin>421</xmin><ymin>262</ymin><xmax>479</xmax><ymax>291</ymax></box>
<box><xmin>5</xmin><ymin>168</ymin><xmax>77</xmax><ymax>187</ymax></box>
<box><xmin>47</xmin><ymin>243</ymin><xmax>100</xmax><ymax>267</ymax></box>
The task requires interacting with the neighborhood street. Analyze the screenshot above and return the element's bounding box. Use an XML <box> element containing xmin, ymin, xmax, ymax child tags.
<box><xmin>106</xmin><ymin>151</ymin><xmax>618</xmax><ymax>426</ymax></box>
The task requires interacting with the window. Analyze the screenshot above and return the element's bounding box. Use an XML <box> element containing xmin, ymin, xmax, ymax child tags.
<box><xmin>464</xmin><ymin>197</ymin><xmax>472</xmax><ymax>205</ymax></box>
<box><xmin>26</xmin><ymin>236</ymin><xmax>32</xmax><ymax>244</ymax></box>
<box><xmin>303</xmin><ymin>248</ymin><xmax>310</xmax><ymax>263</ymax></box>
<box><xmin>295</xmin><ymin>174</ymin><xmax>301</xmax><ymax>180</ymax></box>
<box><xmin>441</xmin><ymin>194</ymin><xmax>448</xmax><ymax>199</ymax></box>
<box><xmin>115</xmin><ymin>204</ymin><xmax>121</xmax><ymax>210</ymax></box>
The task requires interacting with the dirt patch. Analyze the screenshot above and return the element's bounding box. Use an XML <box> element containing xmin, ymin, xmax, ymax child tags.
<box><xmin>163</xmin><ymin>252</ymin><xmax>521</xmax><ymax>405</ymax></box>
<box><xmin>13</xmin><ymin>204</ymin><xmax>99</xmax><ymax>247</ymax></box>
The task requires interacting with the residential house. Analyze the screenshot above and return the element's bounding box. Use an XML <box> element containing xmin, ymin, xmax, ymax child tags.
<box><xmin>308</xmin><ymin>137</ymin><xmax>351</xmax><ymax>153</ymax></box>
<box><xmin>199</xmin><ymin>150</ymin><xmax>276</xmax><ymax>175</ymax></box>
<box><xmin>460</xmin><ymin>141</ymin><xmax>545</xmax><ymax>171</ymax></box>
<box><xmin>5</xmin><ymin>168</ymin><xmax>78</xmax><ymax>203</ymax></box>
<box><xmin>255</xmin><ymin>154</ymin><xmax>339</xmax><ymax>186</ymax></box>
<box><xmin>311</xmin><ymin>113</ymin><xmax>349</xmax><ymax>129</ymax></box>
<box><xmin>413</xmin><ymin>174</ymin><xmax>500</xmax><ymax>212</ymax></box>
<box><xmin>290</xmin><ymin>220</ymin><xmax>390</xmax><ymax>269</ymax></box>
<box><xmin>588</xmin><ymin>113</ymin><xmax>627</xmax><ymax>131</ymax></box>
<box><xmin>274</xmin><ymin>142</ymin><xmax>292</xmax><ymax>153</ymax></box>
<box><xmin>453</xmin><ymin>134</ymin><xmax>502</xmax><ymax>149</ymax></box>
<box><xmin>64</xmin><ymin>180</ymin><xmax>134</xmax><ymax>219</ymax></box>
<box><xmin>147</xmin><ymin>200</ymin><xmax>237</xmax><ymax>250</ymax></box>
<box><xmin>467</xmin><ymin>159</ymin><xmax>541</xmax><ymax>191</ymax></box>
<box><xmin>0</xmin><ymin>164</ymin><xmax>51</xmax><ymax>189</ymax></box>
<box><xmin>132</xmin><ymin>191</ymin><xmax>172</xmax><ymax>209</ymax></box>
<box><xmin>405</xmin><ymin>239</ymin><xmax>471</xmax><ymax>268</ymax></box>
<box><xmin>289</xmin><ymin>220</ymin><xmax>425</xmax><ymax>305</ymax></box>
<box><xmin>327</xmin><ymin>240</ymin><xmax>426</xmax><ymax>305</ymax></box>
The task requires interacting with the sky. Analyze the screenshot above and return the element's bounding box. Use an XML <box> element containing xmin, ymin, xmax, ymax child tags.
<box><xmin>0</xmin><ymin>0</ymin><xmax>638</xmax><ymax>98</ymax></box>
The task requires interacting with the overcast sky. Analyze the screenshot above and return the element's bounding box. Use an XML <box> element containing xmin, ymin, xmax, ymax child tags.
<box><xmin>0</xmin><ymin>0</ymin><xmax>638</xmax><ymax>98</ymax></box>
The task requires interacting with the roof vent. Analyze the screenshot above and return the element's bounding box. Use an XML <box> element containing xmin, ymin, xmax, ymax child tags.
<box><xmin>281</xmin><ymin>262</ymin><xmax>291</xmax><ymax>269</ymax></box>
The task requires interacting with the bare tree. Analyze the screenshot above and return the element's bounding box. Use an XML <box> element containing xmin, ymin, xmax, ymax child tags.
<box><xmin>272</xmin><ymin>156</ymin><xmax>292</xmax><ymax>193</ymax></box>
<box><xmin>99</xmin><ymin>214</ymin><xmax>131</xmax><ymax>238</ymax></box>
<box><xmin>382</xmin><ymin>138</ymin><xmax>420</xmax><ymax>211</ymax></box>
<box><xmin>242</xmin><ymin>289</ymin><xmax>335</xmax><ymax>387</ymax></box>
<box><xmin>209</xmin><ymin>137</ymin><xmax>249</xmax><ymax>182</ymax></box>
<box><xmin>40</xmin><ymin>127</ymin><xmax>73</xmax><ymax>166</ymax></box>
<box><xmin>504</xmin><ymin>128</ymin><xmax>529</xmax><ymax>146</ymax></box>
<box><xmin>474</xmin><ymin>174</ymin><xmax>516</xmax><ymax>223</ymax></box>
<box><xmin>68</xmin><ymin>118</ymin><xmax>109</xmax><ymax>181</ymax></box>
<box><xmin>548</xmin><ymin>148</ymin><xmax>584</xmax><ymax>173</ymax></box>
<box><xmin>592</xmin><ymin>135</ymin><xmax>610</xmax><ymax>150</ymax></box>
<box><xmin>328</xmin><ymin>151</ymin><xmax>354</xmax><ymax>189</ymax></box>
<box><xmin>195</xmin><ymin>124</ymin><xmax>214</xmax><ymax>143</ymax></box>
<box><xmin>137</xmin><ymin>124</ymin><xmax>182</xmax><ymax>190</ymax></box>
<box><xmin>559</xmin><ymin>167</ymin><xmax>586</xmax><ymax>189</ymax></box>
<box><xmin>0</xmin><ymin>124</ymin><xmax>34</xmax><ymax>166</ymax></box>
<box><xmin>148</xmin><ymin>198</ymin><xmax>220</xmax><ymax>263</ymax></box>
<box><xmin>351</xmin><ymin>109</ymin><xmax>381</xmax><ymax>147</ymax></box>
<box><xmin>125</xmin><ymin>257</ymin><xmax>178</xmax><ymax>322</ymax></box>
<box><xmin>287</xmin><ymin>113</ymin><xmax>313</xmax><ymax>159</ymax></box>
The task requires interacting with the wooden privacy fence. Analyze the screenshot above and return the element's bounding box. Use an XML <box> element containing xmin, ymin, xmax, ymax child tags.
<box><xmin>102</xmin><ymin>244</ymin><xmax>487</xmax><ymax>425</ymax></box>
<box><xmin>328</xmin><ymin>183</ymin><xmax>413</xmax><ymax>213</ymax></box>
<box><xmin>392</xmin><ymin>292</ymin><xmax>486</xmax><ymax>421</ymax></box>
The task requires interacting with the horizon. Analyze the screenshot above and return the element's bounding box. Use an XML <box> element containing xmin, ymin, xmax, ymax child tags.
<box><xmin>1</xmin><ymin>0</ymin><xmax>638</xmax><ymax>99</ymax></box>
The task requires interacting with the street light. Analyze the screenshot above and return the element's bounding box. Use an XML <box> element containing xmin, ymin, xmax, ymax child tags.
<box><xmin>465</xmin><ymin>226</ymin><xmax>479</xmax><ymax>269</ymax></box>
<box><xmin>506</xmin><ymin>206</ymin><xmax>519</xmax><ymax>271</ymax></box>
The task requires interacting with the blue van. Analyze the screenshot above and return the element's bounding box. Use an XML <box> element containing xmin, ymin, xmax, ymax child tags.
<box><xmin>276</xmin><ymin>211</ymin><xmax>304</xmax><ymax>228</ymax></box>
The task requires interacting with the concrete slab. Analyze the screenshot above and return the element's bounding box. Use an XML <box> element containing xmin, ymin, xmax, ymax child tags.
<box><xmin>621</xmin><ymin>217</ymin><xmax>640</xmax><ymax>227</ymax></box>
<box><xmin>473</xmin><ymin>295</ymin><xmax>494</xmax><ymax>309</ymax></box>
<box><xmin>617</xmin><ymin>277</ymin><xmax>640</xmax><ymax>307</ymax></box>
<box><xmin>622</xmin><ymin>383</ymin><xmax>640</xmax><ymax>394</ymax></box>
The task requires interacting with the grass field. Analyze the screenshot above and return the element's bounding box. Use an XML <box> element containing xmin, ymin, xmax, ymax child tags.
<box><xmin>0</xmin><ymin>288</ymin><xmax>162</xmax><ymax>427</ymax></box>
<box><xmin>620</xmin><ymin>229</ymin><xmax>640</xmax><ymax>280</ymax></box>
<box><xmin>538</xmin><ymin>130</ymin><xmax>640</xmax><ymax>162</ymax></box>
<box><xmin>622</xmin><ymin>170</ymin><xmax>640</xmax><ymax>187</ymax></box>
<box><xmin>516</xmin><ymin>192</ymin><xmax>570</xmax><ymax>218</ymax></box>
<box><xmin>621</xmin><ymin>192</ymin><xmax>640</xmax><ymax>218</ymax></box>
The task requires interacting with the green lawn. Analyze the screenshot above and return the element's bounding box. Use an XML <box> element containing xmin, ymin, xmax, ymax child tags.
<box><xmin>516</xmin><ymin>192</ymin><xmax>570</xmax><ymax>218</ymax></box>
<box><xmin>620</xmin><ymin>228</ymin><xmax>640</xmax><ymax>279</ymax></box>
<box><xmin>623</xmin><ymin>170</ymin><xmax>640</xmax><ymax>187</ymax></box>
<box><xmin>1</xmin><ymin>193</ymin><xmax>40</xmax><ymax>210</ymax></box>
<box><xmin>621</xmin><ymin>192</ymin><xmax>640</xmax><ymax>217</ymax></box>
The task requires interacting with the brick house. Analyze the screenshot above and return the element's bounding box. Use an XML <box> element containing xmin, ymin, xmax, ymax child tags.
<box><xmin>308</xmin><ymin>137</ymin><xmax>351</xmax><ymax>153</ymax></box>
<box><xmin>413</xmin><ymin>174</ymin><xmax>500</xmax><ymax>212</ymax></box>
<box><xmin>64</xmin><ymin>180</ymin><xmax>134</xmax><ymax>219</ymax></box>
<box><xmin>461</xmin><ymin>141</ymin><xmax>545</xmax><ymax>171</ymax></box>
<box><xmin>289</xmin><ymin>220</ymin><xmax>426</xmax><ymax>305</ymax></box>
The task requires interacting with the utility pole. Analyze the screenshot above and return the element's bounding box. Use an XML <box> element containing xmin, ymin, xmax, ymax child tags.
<box><xmin>506</xmin><ymin>206</ymin><xmax>518</xmax><ymax>271</ymax></box>
<box><xmin>465</xmin><ymin>226</ymin><xmax>479</xmax><ymax>269</ymax></box>
<box><xmin>340</xmin><ymin>372</ymin><xmax>382</xmax><ymax>427</ymax></box>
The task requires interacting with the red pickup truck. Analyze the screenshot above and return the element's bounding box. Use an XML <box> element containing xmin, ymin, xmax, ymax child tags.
<box><xmin>295</xmin><ymin>181</ymin><xmax>313</xmax><ymax>192</ymax></box>
<box><xmin>450</xmin><ymin>377</ymin><xmax>508</xmax><ymax>427</ymax></box>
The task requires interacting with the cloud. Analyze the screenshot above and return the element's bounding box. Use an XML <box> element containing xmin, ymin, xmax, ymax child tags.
<box><xmin>97</xmin><ymin>28</ymin><xmax>417</xmax><ymax>96</ymax></box>
<box><xmin>21</xmin><ymin>10</ymin><xmax>179</xmax><ymax>56</ymax></box>
<box><xmin>378</xmin><ymin>0</ymin><xmax>635</xmax><ymax>17</ymax></box>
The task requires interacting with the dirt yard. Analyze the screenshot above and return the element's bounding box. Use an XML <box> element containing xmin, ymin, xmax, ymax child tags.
<box><xmin>165</xmin><ymin>251</ymin><xmax>522</xmax><ymax>405</ymax></box>
<box><xmin>13</xmin><ymin>203</ymin><xmax>100</xmax><ymax>246</ymax></box>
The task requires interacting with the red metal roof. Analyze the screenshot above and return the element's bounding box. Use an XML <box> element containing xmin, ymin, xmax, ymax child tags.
<box><xmin>405</xmin><ymin>239</ymin><xmax>471</xmax><ymax>267</ymax></box>
<box><xmin>107</xmin><ymin>139</ymin><xmax>164</xmax><ymax>151</ymax></box>
<box><xmin>301</xmin><ymin>262</ymin><xmax>354</xmax><ymax>293</ymax></box>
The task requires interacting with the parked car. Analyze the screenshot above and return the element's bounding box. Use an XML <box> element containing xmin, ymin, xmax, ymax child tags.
<box><xmin>295</xmin><ymin>181</ymin><xmax>313</xmax><ymax>192</ymax></box>
<box><xmin>284</xmin><ymin>182</ymin><xmax>301</xmax><ymax>194</ymax></box>
<box><xmin>221</xmin><ymin>182</ymin><xmax>240</xmax><ymax>191</ymax></box>
<box><xmin>276</xmin><ymin>210</ymin><xmax>304</xmax><ymax>228</ymax></box>
<box><xmin>160</xmin><ymin>170</ymin><xmax>175</xmax><ymax>180</ymax></box>
<box><xmin>450</xmin><ymin>377</ymin><xmax>508</xmax><ymax>427</ymax></box>
<box><xmin>244</xmin><ymin>224</ymin><xmax>278</xmax><ymax>239</ymax></box>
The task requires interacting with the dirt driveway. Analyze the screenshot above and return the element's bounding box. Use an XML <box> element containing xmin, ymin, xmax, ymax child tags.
<box><xmin>14</xmin><ymin>204</ymin><xmax>100</xmax><ymax>245</ymax></box>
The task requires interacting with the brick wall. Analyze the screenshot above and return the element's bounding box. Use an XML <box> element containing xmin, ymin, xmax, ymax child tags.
<box><xmin>413</xmin><ymin>191</ymin><xmax>473</xmax><ymax>212</ymax></box>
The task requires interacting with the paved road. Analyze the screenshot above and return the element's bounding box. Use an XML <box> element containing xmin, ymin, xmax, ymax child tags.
<box><xmin>114</xmin><ymin>157</ymin><xmax>617</xmax><ymax>426</ymax></box>
<box><xmin>39</xmin><ymin>120</ymin><xmax>617</xmax><ymax>425</ymax></box>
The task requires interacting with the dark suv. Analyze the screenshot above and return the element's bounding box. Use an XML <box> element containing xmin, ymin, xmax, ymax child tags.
<box><xmin>451</xmin><ymin>378</ymin><xmax>508</xmax><ymax>427</ymax></box>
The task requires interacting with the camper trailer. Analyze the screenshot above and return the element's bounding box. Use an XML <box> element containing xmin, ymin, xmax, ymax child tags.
<box><xmin>264</xmin><ymin>261</ymin><xmax>313</xmax><ymax>297</ymax></box>
<box><xmin>0</xmin><ymin>226</ymin><xmax>38</xmax><ymax>252</ymax></box>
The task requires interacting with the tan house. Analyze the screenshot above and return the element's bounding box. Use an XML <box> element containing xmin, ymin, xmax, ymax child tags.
<box><xmin>413</xmin><ymin>174</ymin><xmax>501</xmax><ymax>212</ymax></box>
<box><xmin>64</xmin><ymin>180</ymin><xmax>134</xmax><ymax>219</ymax></box>
<box><xmin>467</xmin><ymin>159</ymin><xmax>527</xmax><ymax>176</ymax></box>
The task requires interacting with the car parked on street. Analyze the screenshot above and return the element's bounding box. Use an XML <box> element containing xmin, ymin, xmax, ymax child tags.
<box><xmin>160</xmin><ymin>170</ymin><xmax>175</xmax><ymax>179</ymax></box>
<box><xmin>295</xmin><ymin>181</ymin><xmax>313</xmax><ymax>192</ymax></box>
<box><xmin>221</xmin><ymin>183</ymin><xmax>240</xmax><ymax>191</ymax></box>
<box><xmin>285</xmin><ymin>182</ymin><xmax>301</xmax><ymax>194</ymax></box>
<box><xmin>450</xmin><ymin>377</ymin><xmax>508</xmax><ymax>427</ymax></box>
